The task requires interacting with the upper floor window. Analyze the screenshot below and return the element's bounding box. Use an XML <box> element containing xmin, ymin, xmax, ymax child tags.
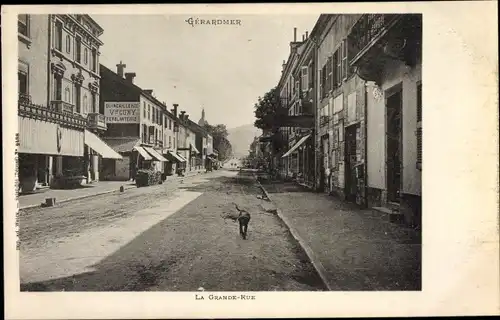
<box><xmin>54</xmin><ymin>20</ymin><xmax>63</xmax><ymax>51</ymax></box>
<box><xmin>91</xmin><ymin>48</ymin><xmax>97</xmax><ymax>72</ymax></box>
<box><xmin>66</xmin><ymin>35</ymin><xmax>71</xmax><ymax>53</ymax></box>
<box><xmin>301</xmin><ymin>66</ymin><xmax>308</xmax><ymax>92</ymax></box>
<box><xmin>147</xmin><ymin>105</ymin><xmax>151</xmax><ymax>120</ymax></box>
<box><xmin>18</xmin><ymin>70</ymin><xmax>28</xmax><ymax>95</ymax></box>
<box><xmin>76</xmin><ymin>36</ymin><xmax>82</xmax><ymax>63</ymax></box>
<box><xmin>143</xmin><ymin>102</ymin><xmax>146</xmax><ymax>118</ymax></box>
<box><xmin>18</xmin><ymin>14</ymin><xmax>29</xmax><ymax>37</ymax></box>
<box><xmin>84</xmin><ymin>48</ymin><xmax>88</xmax><ymax>65</ymax></box>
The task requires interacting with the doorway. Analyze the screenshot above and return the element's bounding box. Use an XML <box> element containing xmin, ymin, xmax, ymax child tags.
<box><xmin>345</xmin><ymin>124</ymin><xmax>359</xmax><ymax>202</ymax></box>
<box><xmin>385</xmin><ymin>86</ymin><xmax>403</xmax><ymax>203</ymax></box>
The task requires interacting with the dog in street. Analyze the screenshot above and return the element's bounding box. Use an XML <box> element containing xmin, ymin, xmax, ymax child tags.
<box><xmin>233</xmin><ymin>203</ymin><xmax>251</xmax><ymax>240</ymax></box>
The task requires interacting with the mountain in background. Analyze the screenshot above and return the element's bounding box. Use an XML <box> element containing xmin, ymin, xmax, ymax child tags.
<box><xmin>227</xmin><ymin>124</ymin><xmax>262</xmax><ymax>157</ymax></box>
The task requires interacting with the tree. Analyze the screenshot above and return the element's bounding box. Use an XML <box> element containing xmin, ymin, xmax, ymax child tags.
<box><xmin>253</xmin><ymin>87</ymin><xmax>287</xmax><ymax>131</ymax></box>
<box><xmin>203</xmin><ymin>122</ymin><xmax>232</xmax><ymax>162</ymax></box>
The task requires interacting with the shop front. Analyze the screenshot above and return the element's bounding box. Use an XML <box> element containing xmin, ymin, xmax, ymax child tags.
<box><xmin>83</xmin><ymin>130</ymin><xmax>123</xmax><ymax>183</ymax></box>
<box><xmin>18</xmin><ymin>101</ymin><xmax>87</xmax><ymax>192</ymax></box>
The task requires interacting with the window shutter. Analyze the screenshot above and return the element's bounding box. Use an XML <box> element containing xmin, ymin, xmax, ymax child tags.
<box><xmin>301</xmin><ymin>66</ymin><xmax>308</xmax><ymax>92</ymax></box>
<box><xmin>332</xmin><ymin>51</ymin><xmax>338</xmax><ymax>89</ymax></box>
<box><xmin>336</xmin><ymin>47</ymin><xmax>342</xmax><ymax>86</ymax></box>
<box><xmin>342</xmin><ymin>40</ymin><xmax>348</xmax><ymax>80</ymax></box>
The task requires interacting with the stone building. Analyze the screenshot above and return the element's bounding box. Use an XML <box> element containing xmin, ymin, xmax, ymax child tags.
<box><xmin>17</xmin><ymin>14</ymin><xmax>121</xmax><ymax>193</ymax></box>
<box><xmin>99</xmin><ymin>62</ymin><xmax>186</xmax><ymax>181</ymax></box>
<box><xmin>314</xmin><ymin>14</ymin><xmax>368</xmax><ymax>206</ymax></box>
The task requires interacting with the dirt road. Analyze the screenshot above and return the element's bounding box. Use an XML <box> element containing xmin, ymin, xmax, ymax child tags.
<box><xmin>20</xmin><ymin>170</ymin><xmax>326</xmax><ymax>291</ymax></box>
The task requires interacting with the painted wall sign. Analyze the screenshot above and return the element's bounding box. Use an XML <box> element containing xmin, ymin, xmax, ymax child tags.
<box><xmin>104</xmin><ymin>102</ymin><xmax>141</xmax><ymax>123</ymax></box>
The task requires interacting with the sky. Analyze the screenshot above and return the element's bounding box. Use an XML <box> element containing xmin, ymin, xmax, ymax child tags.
<box><xmin>93</xmin><ymin>14</ymin><xmax>319</xmax><ymax>129</ymax></box>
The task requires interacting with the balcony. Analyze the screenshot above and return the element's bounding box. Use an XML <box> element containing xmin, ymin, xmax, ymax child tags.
<box><xmin>87</xmin><ymin>113</ymin><xmax>107</xmax><ymax>131</ymax></box>
<box><xmin>50</xmin><ymin>100</ymin><xmax>75</xmax><ymax>114</ymax></box>
<box><xmin>18</xmin><ymin>94</ymin><xmax>87</xmax><ymax>129</ymax></box>
<box><xmin>349</xmin><ymin>14</ymin><xmax>422</xmax><ymax>84</ymax></box>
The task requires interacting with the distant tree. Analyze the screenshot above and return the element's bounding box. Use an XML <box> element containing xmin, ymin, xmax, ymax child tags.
<box><xmin>204</xmin><ymin>122</ymin><xmax>232</xmax><ymax>162</ymax></box>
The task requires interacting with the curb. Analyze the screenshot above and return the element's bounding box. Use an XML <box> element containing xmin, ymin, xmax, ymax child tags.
<box><xmin>19</xmin><ymin>185</ymin><xmax>137</xmax><ymax>210</ymax></box>
<box><xmin>255</xmin><ymin>179</ymin><xmax>333</xmax><ymax>291</ymax></box>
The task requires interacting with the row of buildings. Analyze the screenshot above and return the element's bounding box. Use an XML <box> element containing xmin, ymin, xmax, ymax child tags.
<box><xmin>17</xmin><ymin>14</ymin><xmax>219</xmax><ymax>193</ymax></box>
<box><xmin>259</xmin><ymin>14</ymin><xmax>422</xmax><ymax>227</ymax></box>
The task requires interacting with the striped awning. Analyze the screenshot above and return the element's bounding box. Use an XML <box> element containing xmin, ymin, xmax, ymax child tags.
<box><xmin>176</xmin><ymin>153</ymin><xmax>188</xmax><ymax>162</ymax></box>
<box><xmin>133</xmin><ymin>146</ymin><xmax>152</xmax><ymax>160</ymax></box>
<box><xmin>143</xmin><ymin>146</ymin><xmax>168</xmax><ymax>162</ymax></box>
<box><xmin>165</xmin><ymin>151</ymin><xmax>185</xmax><ymax>163</ymax></box>
<box><xmin>282</xmin><ymin>134</ymin><xmax>311</xmax><ymax>158</ymax></box>
<box><xmin>84</xmin><ymin>130</ymin><xmax>123</xmax><ymax>160</ymax></box>
<box><xmin>190</xmin><ymin>143</ymin><xmax>200</xmax><ymax>154</ymax></box>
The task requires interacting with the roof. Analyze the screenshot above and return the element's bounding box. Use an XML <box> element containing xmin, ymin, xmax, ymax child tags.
<box><xmin>102</xmin><ymin>137</ymin><xmax>141</xmax><ymax>153</ymax></box>
<box><xmin>186</xmin><ymin>119</ymin><xmax>209</xmax><ymax>137</ymax></box>
<box><xmin>99</xmin><ymin>64</ymin><xmax>175</xmax><ymax>119</ymax></box>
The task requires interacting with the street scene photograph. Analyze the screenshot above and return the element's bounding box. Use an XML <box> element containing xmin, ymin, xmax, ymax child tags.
<box><xmin>16</xmin><ymin>12</ymin><xmax>422</xmax><ymax>292</ymax></box>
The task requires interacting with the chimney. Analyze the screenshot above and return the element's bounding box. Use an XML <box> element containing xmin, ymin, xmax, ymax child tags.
<box><xmin>293</xmin><ymin>27</ymin><xmax>297</xmax><ymax>42</ymax></box>
<box><xmin>302</xmin><ymin>34</ymin><xmax>305</xmax><ymax>41</ymax></box>
<box><xmin>116</xmin><ymin>61</ymin><xmax>126</xmax><ymax>77</ymax></box>
<box><xmin>305</xmin><ymin>31</ymin><xmax>309</xmax><ymax>39</ymax></box>
<box><xmin>173</xmin><ymin>104</ymin><xmax>179</xmax><ymax>118</ymax></box>
<box><xmin>124</xmin><ymin>72</ymin><xmax>136</xmax><ymax>83</ymax></box>
<box><xmin>185</xmin><ymin>114</ymin><xmax>190</xmax><ymax>122</ymax></box>
<box><xmin>180</xmin><ymin>110</ymin><xmax>186</xmax><ymax>121</ymax></box>
<box><xmin>144</xmin><ymin>89</ymin><xmax>153</xmax><ymax>96</ymax></box>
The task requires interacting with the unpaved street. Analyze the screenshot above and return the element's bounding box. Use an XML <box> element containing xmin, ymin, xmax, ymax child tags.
<box><xmin>20</xmin><ymin>170</ymin><xmax>326</xmax><ymax>291</ymax></box>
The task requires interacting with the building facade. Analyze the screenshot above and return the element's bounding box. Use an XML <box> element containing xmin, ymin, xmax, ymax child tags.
<box><xmin>99</xmin><ymin>62</ymin><xmax>182</xmax><ymax>181</ymax></box>
<box><xmin>266</xmin><ymin>14</ymin><xmax>422</xmax><ymax>228</ymax></box>
<box><xmin>349</xmin><ymin>14</ymin><xmax>422</xmax><ymax>226</ymax></box>
<box><xmin>275</xmin><ymin>28</ymin><xmax>316</xmax><ymax>187</ymax></box>
<box><xmin>17</xmin><ymin>14</ymin><xmax>120</xmax><ymax>193</ymax></box>
<box><xmin>314</xmin><ymin>14</ymin><xmax>368</xmax><ymax>206</ymax></box>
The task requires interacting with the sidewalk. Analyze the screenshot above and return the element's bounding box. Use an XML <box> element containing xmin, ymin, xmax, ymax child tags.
<box><xmin>18</xmin><ymin>181</ymin><xmax>137</xmax><ymax>210</ymax></box>
<box><xmin>18</xmin><ymin>171</ymin><xmax>209</xmax><ymax>210</ymax></box>
<box><xmin>258</xmin><ymin>181</ymin><xmax>421</xmax><ymax>291</ymax></box>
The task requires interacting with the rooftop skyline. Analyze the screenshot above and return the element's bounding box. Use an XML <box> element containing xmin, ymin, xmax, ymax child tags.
<box><xmin>93</xmin><ymin>14</ymin><xmax>319</xmax><ymax>129</ymax></box>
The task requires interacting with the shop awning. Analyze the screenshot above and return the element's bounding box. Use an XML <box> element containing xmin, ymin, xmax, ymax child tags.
<box><xmin>282</xmin><ymin>134</ymin><xmax>311</xmax><ymax>158</ymax></box>
<box><xmin>143</xmin><ymin>146</ymin><xmax>168</xmax><ymax>162</ymax></box>
<box><xmin>84</xmin><ymin>130</ymin><xmax>123</xmax><ymax>160</ymax></box>
<box><xmin>133</xmin><ymin>146</ymin><xmax>153</xmax><ymax>160</ymax></box>
<box><xmin>176</xmin><ymin>153</ymin><xmax>188</xmax><ymax>162</ymax></box>
<box><xmin>190</xmin><ymin>143</ymin><xmax>200</xmax><ymax>154</ymax></box>
<box><xmin>165</xmin><ymin>151</ymin><xmax>185</xmax><ymax>163</ymax></box>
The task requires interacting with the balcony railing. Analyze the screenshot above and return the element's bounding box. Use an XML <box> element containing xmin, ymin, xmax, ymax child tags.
<box><xmin>50</xmin><ymin>100</ymin><xmax>75</xmax><ymax>114</ymax></box>
<box><xmin>19</xmin><ymin>94</ymin><xmax>87</xmax><ymax>129</ymax></box>
<box><xmin>87</xmin><ymin>112</ymin><xmax>107</xmax><ymax>131</ymax></box>
<box><xmin>349</xmin><ymin>14</ymin><xmax>401</xmax><ymax>65</ymax></box>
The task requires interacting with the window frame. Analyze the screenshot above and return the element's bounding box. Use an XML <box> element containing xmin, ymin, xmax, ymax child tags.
<box><xmin>18</xmin><ymin>61</ymin><xmax>29</xmax><ymax>96</ymax></box>
<box><xmin>18</xmin><ymin>14</ymin><xmax>30</xmax><ymax>38</ymax></box>
<box><xmin>54</xmin><ymin>20</ymin><xmax>63</xmax><ymax>51</ymax></box>
<box><xmin>84</xmin><ymin>48</ymin><xmax>89</xmax><ymax>65</ymax></box>
<box><xmin>301</xmin><ymin>66</ymin><xmax>308</xmax><ymax>92</ymax></box>
<box><xmin>66</xmin><ymin>35</ymin><xmax>71</xmax><ymax>53</ymax></box>
<box><xmin>75</xmin><ymin>36</ymin><xmax>82</xmax><ymax>63</ymax></box>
